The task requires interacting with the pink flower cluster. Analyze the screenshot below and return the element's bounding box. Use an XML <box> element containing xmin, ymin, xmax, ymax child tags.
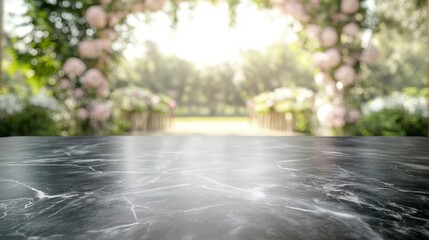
<box><xmin>343</xmin><ymin>22</ymin><xmax>359</xmax><ymax>37</ymax></box>
<box><xmin>320</xmin><ymin>27</ymin><xmax>338</xmax><ymax>47</ymax></box>
<box><xmin>85</xmin><ymin>6</ymin><xmax>108</xmax><ymax>29</ymax></box>
<box><xmin>284</xmin><ymin>1</ymin><xmax>310</xmax><ymax>23</ymax></box>
<box><xmin>361</xmin><ymin>44</ymin><xmax>380</xmax><ymax>65</ymax></box>
<box><xmin>90</xmin><ymin>102</ymin><xmax>111</xmax><ymax>122</ymax></box>
<box><xmin>334</xmin><ymin>65</ymin><xmax>357</xmax><ymax>86</ymax></box>
<box><xmin>60</xmin><ymin>79</ymin><xmax>70</xmax><ymax>90</ymax></box>
<box><xmin>63</xmin><ymin>58</ymin><xmax>86</xmax><ymax>78</ymax></box>
<box><xmin>169</xmin><ymin>100</ymin><xmax>177</xmax><ymax>109</ymax></box>
<box><xmin>74</xmin><ymin>88</ymin><xmax>85</xmax><ymax>99</ymax></box>
<box><xmin>64</xmin><ymin>4</ymin><xmax>121</xmax><ymax>127</ymax></box>
<box><xmin>313</xmin><ymin>48</ymin><xmax>341</xmax><ymax>70</ymax></box>
<box><xmin>76</xmin><ymin>103</ymin><xmax>111</xmax><ymax>123</ymax></box>
<box><xmin>78</xmin><ymin>40</ymin><xmax>102</xmax><ymax>59</ymax></box>
<box><xmin>83</xmin><ymin>69</ymin><xmax>108</xmax><ymax>94</ymax></box>
<box><xmin>76</xmin><ymin>108</ymin><xmax>89</xmax><ymax>121</ymax></box>
<box><xmin>341</xmin><ymin>0</ymin><xmax>360</xmax><ymax>14</ymax></box>
<box><xmin>317</xmin><ymin>103</ymin><xmax>346</xmax><ymax>128</ymax></box>
<box><xmin>276</xmin><ymin>0</ymin><xmax>381</xmax><ymax>131</ymax></box>
<box><xmin>78</xmin><ymin>39</ymin><xmax>111</xmax><ymax>59</ymax></box>
<box><xmin>317</xmin><ymin>103</ymin><xmax>361</xmax><ymax>128</ymax></box>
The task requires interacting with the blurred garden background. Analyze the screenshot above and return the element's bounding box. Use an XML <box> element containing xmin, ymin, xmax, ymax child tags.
<box><xmin>0</xmin><ymin>0</ymin><xmax>427</xmax><ymax>136</ymax></box>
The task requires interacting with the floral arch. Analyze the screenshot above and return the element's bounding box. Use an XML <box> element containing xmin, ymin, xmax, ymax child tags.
<box><xmin>59</xmin><ymin>0</ymin><xmax>377</xmax><ymax>134</ymax></box>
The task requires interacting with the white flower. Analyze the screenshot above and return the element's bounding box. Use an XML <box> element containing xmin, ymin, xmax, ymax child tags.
<box><xmin>343</xmin><ymin>22</ymin><xmax>359</xmax><ymax>37</ymax></box>
<box><xmin>29</xmin><ymin>93</ymin><xmax>59</xmax><ymax>111</ymax></box>
<box><xmin>315</xmin><ymin>72</ymin><xmax>330</xmax><ymax>85</ymax></box>
<box><xmin>341</xmin><ymin>0</ymin><xmax>360</xmax><ymax>14</ymax></box>
<box><xmin>151</xmin><ymin>96</ymin><xmax>160</xmax><ymax>105</ymax></box>
<box><xmin>63</xmin><ymin>58</ymin><xmax>86</xmax><ymax>77</ymax></box>
<box><xmin>320</xmin><ymin>27</ymin><xmax>338</xmax><ymax>47</ymax></box>
<box><xmin>364</xmin><ymin>98</ymin><xmax>384</xmax><ymax>114</ymax></box>
<box><xmin>334</xmin><ymin>65</ymin><xmax>357</xmax><ymax>85</ymax></box>
<box><xmin>296</xmin><ymin>88</ymin><xmax>314</xmax><ymax>104</ymax></box>
<box><xmin>0</xmin><ymin>94</ymin><xmax>23</xmax><ymax>115</ymax></box>
<box><xmin>317</xmin><ymin>103</ymin><xmax>346</xmax><ymax>128</ymax></box>
<box><xmin>274</xmin><ymin>88</ymin><xmax>294</xmax><ymax>102</ymax></box>
<box><xmin>85</xmin><ymin>6</ymin><xmax>107</xmax><ymax>29</ymax></box>
<box><xmin>111</xmin><ymin>87</ymin><xmax>152</xmax><ymax>112</ymax></box>
<box><xmin>363</xmin><ymin>92</ymin><xmax>428</xmax><ymax>116</ymax></box>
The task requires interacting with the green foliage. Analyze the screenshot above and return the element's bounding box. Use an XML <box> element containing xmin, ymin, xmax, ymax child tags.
<box><xmin>402</xmin><ymin>87</ymin><xmax>428</xmax><ymax>98</ymax></box>
<box><xmin>346</xmin><ymin>107</ymin><xmax>427</xmax><ymax>136</ymax></box>
<box><xmin>7</xmin><ymin>0</ymin><xmax>93</xmax><ymax>90</ymax></box>
<box><xmin>357</xmin><ymin>27</ymin><xmax>427</xmax><ymax>102</ymax></box>
<box><xmin>374</xmin><ymin>0</ymin><xmax>426</xmax><ymax>39</ymax></box>
<box><xmin>294</xmin><ymin>110</ymin><xmax>313</xmax><ymax>134</ymax></box>
<box><xmin>0</xmin><ymin>105</ymin><xmax>58</xmax><ymax>136</ymax></box>
<box><xmin>239</xmin><ymin>43</ymin><xmax>315</xmax><ymax>99</ymax></box>
<box><xmin>150</xmin><ymin>94</ymin><xmax>174</xmax><ymax>113</ymax></box>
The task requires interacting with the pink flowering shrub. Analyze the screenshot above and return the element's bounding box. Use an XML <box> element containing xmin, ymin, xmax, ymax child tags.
<box><xmin>76</xmin><ymin>108</ymin><xmax>89</xmax><ymax>121</ymax></box>
<box><xmin>85</xmin><ymin>6</ymin><xmax>108</xmax><ymax>29</ymax></box>
<box><xmin>73</xmin><ymin>88</ymin><xmax>85</xmax><ymax>100</ymax></box>
<box><xmin>361</xmin><ymin>44</ymin><xmax>380</xmax><ymax>65</ymax></box>
<box><xmin>83</xmin><ymin>69</ymin><xmax>107</xmax><ymax>90</ymax></box>
<box><xmin>90</xmin><ymin>102</ymin><xmax>111</xmax><ymax>122</ymax></box>
<box><xmin>334</xmin><ymin>65</ymin><xmax>357</xmax><ymax>86</ymax></box>
<box><xmin>342</xmin><ymin>22</ymin><xmax>359</xmax><ymax>37</ymax></box>
<box><xmin>144</xmin><ymin>0</ymin><xmax>166</xmax><ymax>11</ymax></box>
<box><xmin>320</xmin><ymin>27</ymin><xmax>338</xmax><ymax>47</ymax></box>
<box><xmin>60</xmin><ymin>79</ymin><xmax>70</xmax><ymax>90</ymax></box>
<box><xmin>63</xmin><ymin>58</ymin><xmax>86</xmax><ymax>78</ymax></box>
<box><xmin>317</xmin><ymin>103</ymin><xmax>347</xmax><ymax>128</ymax></box>
<box><xmin>341</xmin><ymin>0</ymin><xmax>360</xmax><ymax>14</ymax></box>
<box><xmin>78</xmin><ymin>40</ymin><xmax>102</xmax><ymax>59</ymax></box>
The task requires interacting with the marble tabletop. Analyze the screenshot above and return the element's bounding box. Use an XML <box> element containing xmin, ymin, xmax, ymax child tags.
<box><xmin>0</xmin><ymin>137</ymin><xmax>428</xmax><ymax>240</ymax></box>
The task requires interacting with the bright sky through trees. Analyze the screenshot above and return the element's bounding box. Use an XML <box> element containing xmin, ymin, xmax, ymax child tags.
<box><xmin>124</xmin><ymin>1</ymin><xmax>296</xmax><ymax>66</ymax></box>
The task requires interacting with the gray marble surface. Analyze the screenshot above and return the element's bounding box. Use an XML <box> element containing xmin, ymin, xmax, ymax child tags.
<box><xmin>0</xmin><ymin>136</ymin><xmax>428</xmax><ymax>240</ymax></box>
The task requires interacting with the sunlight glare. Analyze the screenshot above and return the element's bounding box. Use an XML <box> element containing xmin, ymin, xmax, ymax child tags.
<box><xmin>123</xmin><ymin>0</ymin><xmax>297</xmax><ymax>67</ymax></box>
